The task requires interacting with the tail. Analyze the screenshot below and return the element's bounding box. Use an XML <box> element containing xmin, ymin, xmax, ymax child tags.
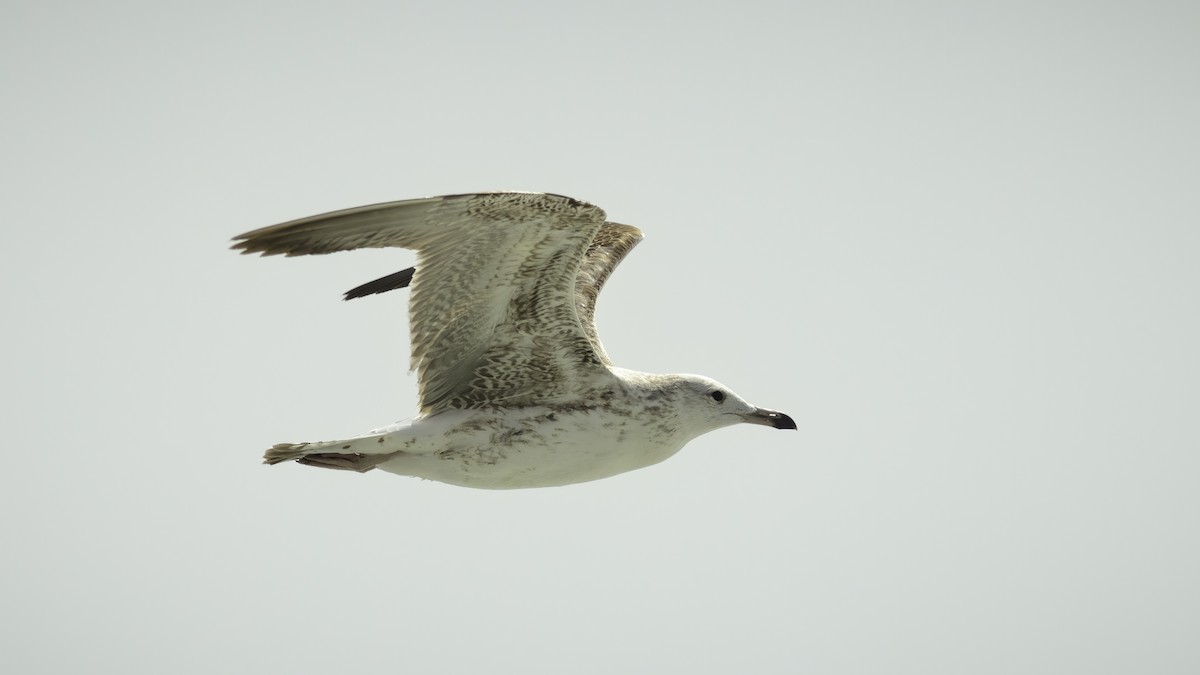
<box><xmin>262</xmin><ymin>436</ymin><xmax>399</xmax><ymax>472</ymax></box>
<box><xmin>264</xmin><ymin>442</ymin><xmax>311</xmax><ymax>465</ymax></box>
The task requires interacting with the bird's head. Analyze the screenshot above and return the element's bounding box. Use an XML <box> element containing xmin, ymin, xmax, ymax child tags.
<box><xmin>641</xmin><ymin>373</ymin><xmax>797</xmax><ymax>437</ymax></box>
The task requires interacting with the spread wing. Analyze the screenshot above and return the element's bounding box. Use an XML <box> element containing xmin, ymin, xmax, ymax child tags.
<box><xmin>232</xmin><ymin>192</ymin><xmax>618</xmax><ymax>415</ymax></box>
<box><xmin>339</xmin><ymin>222</ymin><xmax>643</xmax><ymax>365</ymax></box>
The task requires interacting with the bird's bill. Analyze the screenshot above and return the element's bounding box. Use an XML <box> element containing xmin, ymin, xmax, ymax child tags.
<box><xmin>741</xmin><ymin>407</ymin><xmax>797</xmax><ymax>430</ymax></box>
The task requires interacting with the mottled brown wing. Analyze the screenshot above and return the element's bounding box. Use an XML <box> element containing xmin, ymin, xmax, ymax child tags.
<box><xmin>233</xmin><ymin>192</ymin><xmax>611</xmax><ymax>415</ymax></box>
<box><xmin>339</xmin><ymin>222</ymin><xmax>644</xmax><ymax>364</ymax></box>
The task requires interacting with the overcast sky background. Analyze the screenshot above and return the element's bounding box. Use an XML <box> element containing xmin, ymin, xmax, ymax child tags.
<box><xmin>3</xmin><ymin>1</ymin><xmax>1198</xmax><ymax>673</ymax></box>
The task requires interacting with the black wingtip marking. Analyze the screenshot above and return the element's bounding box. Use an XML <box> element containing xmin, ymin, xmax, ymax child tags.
<box><xmin>343</xmin><ymin>267</ymin><xmax>416</xmax><ymax>301</ymax></box>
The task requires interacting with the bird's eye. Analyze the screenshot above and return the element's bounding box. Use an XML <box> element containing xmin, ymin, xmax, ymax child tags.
<box><xmin>710</xmin><ymin>390</ymin><xmax>725</xmax><ymax>402</ymax></box>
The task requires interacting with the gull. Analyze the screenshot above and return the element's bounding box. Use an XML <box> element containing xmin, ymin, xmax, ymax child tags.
<box><xmin>233</xmin><ymin>192</ymin><xmax>795</xmax><ymax>489</ymax></box>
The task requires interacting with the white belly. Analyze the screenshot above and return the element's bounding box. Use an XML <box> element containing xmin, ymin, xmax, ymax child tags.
<box><xmin>372</xmin><ymin>406</ymin><xmax>687</xmax><ymax>489</ymax></box>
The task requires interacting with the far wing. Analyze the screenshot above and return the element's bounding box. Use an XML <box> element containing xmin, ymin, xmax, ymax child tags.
<box><xmin>572</xmin><ymin>223</ymin><xmax>643</xmax><ymax>364</ymax></box>
<box><xmin>343</xmin><ymin>267</ymin><xmax>415</xmax><ymax>300</ymax></box>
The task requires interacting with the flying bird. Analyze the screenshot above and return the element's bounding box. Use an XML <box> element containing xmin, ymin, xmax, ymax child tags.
<box><xmin>233</xmin><ymin>192</ymin><xmax>795</xmax><ymax>489</ymax></box>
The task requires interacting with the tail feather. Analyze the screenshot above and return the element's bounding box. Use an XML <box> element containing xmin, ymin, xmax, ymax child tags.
<box><xmin>263</xmin><ymin>442</ymin><xmax>311</xmax><ymax>465</ymax></box>
<box><xmin>262</xmin><ymin>434</ymin><xmax>398</xmax><ymax>470</ymax></box>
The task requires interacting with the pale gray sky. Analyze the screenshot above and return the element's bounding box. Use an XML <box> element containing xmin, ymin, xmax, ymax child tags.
<box><xmin>3</xmin><ymin>1</ymin><xmax>1198</xmax><ymax>673</ymax></box>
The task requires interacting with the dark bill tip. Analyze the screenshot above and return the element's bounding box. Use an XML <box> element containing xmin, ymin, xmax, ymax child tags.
<box><xmin>743</xmin><ymin>408</ymin><xmax>797</xmax><ymax>430</ymax></box>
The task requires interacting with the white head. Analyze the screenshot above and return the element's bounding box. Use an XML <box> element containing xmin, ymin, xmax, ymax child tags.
<box><xmin>624</xmin><ymin>371</ymin><xmax>796</xmax><ymax>441</ymax></box>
